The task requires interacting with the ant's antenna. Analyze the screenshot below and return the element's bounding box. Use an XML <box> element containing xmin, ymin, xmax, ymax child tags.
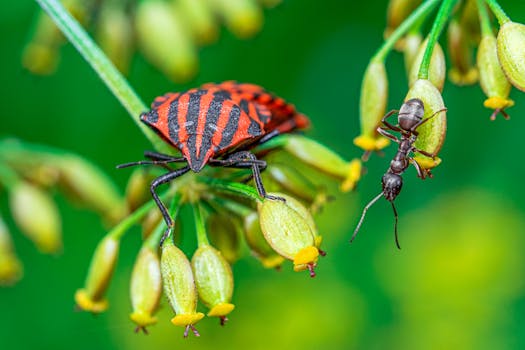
<box><xmin>390</xmin><ymin>201</ymin><xmax>401</xmax><ymax>249</ymax></box>
<box><xmin>350</xmin><ymin>192</ymin><xmax>384</xmax><ymax>244</ymax></box>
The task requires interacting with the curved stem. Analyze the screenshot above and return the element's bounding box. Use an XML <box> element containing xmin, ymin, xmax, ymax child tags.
<box><xmin>477</xmin><ymin>0</ymin><xmax>494</xmax><ymax>37</ymax></box>
<box><xmin>34</xmin><ymin>0</ymin><xmax>171</xmax><ymax>153</ymax></box>
<box><xmin>192</xmin><ymin>202</ymin><xmax>209</xmax><ymax>247</ymax></box>
<box><xmin>198</xmin><ymin>177</ymin><xmax>262</xmax><ymax>202</ymax></box>
<box><xmin>373</xmin><ymin>0</ymin><xmax>441</xmax><ymax>62</ymax></box>
<box><xmin>485</xmin><ymin>0</ymin><xmax>510</xmax><ymax>25</ymax></box>
<box><xmin>418</xmin><ymin>0</ymin><xmax>458</xmax><ymax>79</ymax></box>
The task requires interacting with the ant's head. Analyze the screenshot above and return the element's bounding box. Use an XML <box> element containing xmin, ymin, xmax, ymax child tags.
<box><xmin>382</xmin><ymin>172</ymin><xmax>403</xmax><ymax>201</ymax></box>
<box><xmin>398</xmin><ymin>98</ymin><xmax>424</xmax><ymax>131</ymax></box>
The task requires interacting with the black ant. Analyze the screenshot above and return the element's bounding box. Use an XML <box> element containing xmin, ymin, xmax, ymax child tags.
<box><xmin>351</xmin><ymin>98</ymin><xmax>447</xmax><ymax>249</ymax></box>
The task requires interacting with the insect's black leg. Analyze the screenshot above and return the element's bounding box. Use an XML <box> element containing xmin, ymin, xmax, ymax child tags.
<box><xmin>381</xmin><ymin>110</ymin><xmax>402</xmax><ymax>132</ymax></box>
<box><xmin>377</xmin><ymin>127</ymin><xmax>401</xmax><ymax>143</ymax></box>
<box><xmin>150</xmin><ymin>166</ymin><xmax>191</xmax><ymax>245</ymax></box>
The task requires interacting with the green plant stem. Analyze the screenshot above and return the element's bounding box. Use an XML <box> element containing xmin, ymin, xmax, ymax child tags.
<box><xmin>0</xmin><ymin>162</ymin><xmax>20</xmax><ymax>189</ymax></box>
<box><xmin>477</xmin><ymin>0</ymin><xmax>494</xmax><ymax>36</ymax></box>
<box><xmin>209</xmin><ymin>196</ymin><xmax>253</xmax><ymax>217</ymax></box>
<box><xmin>418</xmin><ymin>0</ymin><xmax>457</xmax><ymax>79</ymax></box>
<box><xmin>198</xmin><ymin>177</ymin><xmax>262</xmax><ymax>202</ymax></box>
<box><xmin>485</xmin><ymin>0</ymin><xmax>510</xmax><ymax>25</ymax></box>
<box><xmin>145</xmin><ymin>193</ymin><xmax>182</xmax><ymax>249</ymax></box>
<box><xmin>34</xmin><ymin>0</ymin><xmax>170</xmax><ymax>153</ymax></box>
<box><xmin>373</xmin><ymin>0</ymin><xmax>441</xmax><ymax>62</ymax></box>
<box><xmin>109</xmin><ymin>191</ymin><xmax>170</xmax><ymax>240</ymax></box>
<box><xmin>192</xmin><ymin>202</ymin><xmax>209</xmax><ymax>246</ymax></box>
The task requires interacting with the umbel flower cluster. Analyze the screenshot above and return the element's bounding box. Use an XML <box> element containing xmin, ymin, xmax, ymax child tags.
<box><xmin>24</xmin><ymin>0</ymin><xmax>281</xmax><ymax>82</ymax></box>
<box><xmin>0</xmin><ymin>138</ymin><xmax>125</xmax><ymax>286</ymax></box>
<box><xmin>74</xmin><ymin>132</ymin><xmax>358</xmax><ymax>336</ymax></box>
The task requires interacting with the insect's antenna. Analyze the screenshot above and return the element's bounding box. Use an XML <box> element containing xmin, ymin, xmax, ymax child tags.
<box><xmin>350</xmin><ymin>192</ymin><xmax>384</xmax><ymax>244</ymax></box>
<box><xmin>390</xmin><ymin>201</ymin><xmax>401</xmax><ymax>250</ymax></box>
<box><xmin>116</xmin><ymin>159</ymin><xmax>184</xmax><ymax>169</ymax></box>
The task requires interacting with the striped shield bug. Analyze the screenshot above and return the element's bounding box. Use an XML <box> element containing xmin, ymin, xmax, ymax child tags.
<box><xmin>118</xmin><ymin>81</ymin><xmax>309</xmax><ymax>243</ymax></box>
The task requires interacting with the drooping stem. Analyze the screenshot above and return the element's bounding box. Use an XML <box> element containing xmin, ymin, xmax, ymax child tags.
<box><xmin>485</xmin><ymin>0</ymin><xmax>510</xmax><ymax>25</ymax></box>
<box><xmin>477</xmin><ymin>0</ymin><xmax>494</xmax><ymax>36</ymax></box>
<box><xmin>198</xmin><ymin>177</ymin><xmax>262</xmax><ymax>202</ymax></box>
<box><xmin>34</xmin><ymin>0</ymin><xmax>171</xmax><ymax>153</ymax></box>
<box><xmin>192</xmin><ymin>202</ymin><xmax>209</xmax><ymax>246</ymax></box>
<box><xmin>373</xmin><ymin>0</ymin><xmax>441</xmax><ymax>62</ymax></box>
<box><xmin>418</xmin><ymin>0</ymin><xmax>458</xmax><ymax>79</ymax></box>
<box><xmin>0</xmin><ymin>162</ymin><xmax>20</xmax><ymax>189</ymax></box>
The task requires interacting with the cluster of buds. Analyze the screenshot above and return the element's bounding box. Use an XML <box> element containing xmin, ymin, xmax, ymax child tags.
<box><xmin>0</xmin><ymin>138</ymin><xmax>125</xmax><ymax>286</ymax></box>
<box><xmin>74</xmin><ymin>133</ymin><xmax>356</xmax><ymax>336</ymax></box>
<box><xmin>354</xmin><ymin>0</ymin><xmax>525</xmax><ymax>180</ymax></box>
<box><xmin>24</xmin><ymin>0</ymin><xmax>281</xmax><ymax>82</ymax></box>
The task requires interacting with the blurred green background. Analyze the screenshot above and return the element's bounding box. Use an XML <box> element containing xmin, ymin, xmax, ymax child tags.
<box><xmin>1</xmin><ymin>0</ymin><xmax>525</xmax><ymax>349</ymax></box>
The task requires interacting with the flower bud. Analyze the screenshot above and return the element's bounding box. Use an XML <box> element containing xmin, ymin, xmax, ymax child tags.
<box><xmin>75</xmin><ymin>235</ymin><xmax>120</xmax><ymax>313</ymax></box>
<box><xmin>384</xmin><ymin>0</ymin><xmax>422</xmax><ymax>49</ymax></box>
<box><xmin>177</xmin><ymin>0</ymin><xmax>218</xmax><ymax>45</ymax></box>
<box><xmin>0</xmin><ymin>216</ymin><xmax>23</xmax><ymax>286</ymax></box>
<box><xmin>209</xmin><ymin>0</ymin><xmax>263</xmax><ymax>39</ymax></box>
<box><xmin>478</xmin><ymin>33</ymin><xmax>513</xmax><ymax>120</ymax></box>
<box><xmin>497</xmin><ymin>21</ymin><xmax>525</xmax><ymax>92</ymax></box>
<box><xmin>125</xmin><ymin>169</ymin><xmax>156</xmax><ymax>212</ymax></box>
<box><xmin>257</xmin><ymin>193</ymin><xmax>320</xmax><ymax>276</ymax></box>
<box><xmin>192</xmin><ymin>244</ymin><xmax>235</xmax><ymax>323</ymax></box>
<box><xmin>130</xmin><ymin>246</ymin><xmax>162</xmax><ymax>332</ymax></box>
<box><xmin>9</xmin><ymin>182</ymin><xmax>62</xmax><ymax>254</ymax></box>
<box><xmin>161</xmin><ymin>241</ymin><xmax>204</xmax><ymax>336</ymax></box>
<box><xmin>258</xmin><ymin>0</ymin><xmax>282</xmax><ymax>7</ymax></box>
<box><xmin>283</xmin><ymin>135</ymin><xmax>361</xmax><ymax>192</ymax></box>
<box><xmin>409</xmin><ymin>38</ymin><xmax>446</xmax><ymax>92</ymax></box>
<box><xmin>243</xmin><ymin>212</ymin><xmax>284</xmax><ymax>269</ymax></box>
<box><xmin>405</xmin><ymin>79</ymin><xmax>447</xmax><ymax>169</ymax></box>
<box><xmin>447</xmin><ymin>19</ymin><xmax>478</xmax><ymax>85</ymax></box>
<box><xmin>56</xmin><ymin>156</ymin><xmax>125</xmax><ymax>225</ymax></box>
<box><xmin>354</xmin><ymin>61</ymin><xmax>390</xmax><ymax>153</ymax></box>
<box><xmin>96</xmin><ymin>2</ymin><xmax>133</xmax><ymax>73</ymax></box>
<box><xmin>207</xmin><ymin>214</ymin><xmax>242</xmax><ymax>263</ymax></box>
<box><xmin>136</xmin><ymin>0</ymin><xmax>198</xmax><ymax>82</ymax></box>
<box><xmin>403</xmin><ymin>32</ymin><xmax>423</xmax><ymax>75</ymax></box>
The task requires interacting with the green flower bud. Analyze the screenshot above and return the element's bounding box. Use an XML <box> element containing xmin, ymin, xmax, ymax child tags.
<box><xmin>409</xmin><ymin>38</ymin><xmax>446</xmax><ymax>92</ymax></box>
<box><xmin>136</xmin><ymin>0</ymin><xmax>198</xmax><ymax>82</ymax></box>
<box><xmin>283</xmin><ymin>135</ymin><xmax>361</xmax><ymax>192</ymax></box>
<box><xmin>9</xmin><ymin>182</ymin><xmax>62</xmax><ymax>254</ymax></box>
<box><xmin>207</xmin><ymin>214</ymin><xmax>242</xmax><ymax>263</ymax></box>
<box><xmin>447</xmin><ymin>19</ymin><xmax>478</xmax><ymax>85</ymax></box>
<box><xmin>405</xmin><ymin>79</ymin><xmax>447</xmax><ymax>169</ymax></box>
<box><xmin>209</xmin><ymin>0</ymin><xmax>263</xmax><ymax>39</ymax></box>
<box><xmin>0</xmin><ymin>216</ymin><xmax>23</xmax><ymax>286</ymax></box>
<box><xmin>459</xmin><ymin>0</ymin><xmax>480</xmax><ymax>42</ymax></box>
<box><xmin>258</xmin><ymin>0</ymin><xmax>282</xmax><ymax>8</ymax></box>
<box><xmin>497</xmin><ymin>21</ymin><xmax>525</xmax><ymax>92</ymax></box>
<box><xmin>403</xmin><ymin>32</ymin><xmax>423</xmax><ymax>75</ymax></box>
<box><xmin>125</xmin><ymin>169</ymin><xmax>156</xmax><ymax>212</ymax></box>
<box><xmin>478</xmin><ymin>33</ymin><xmax>513</xmax><ymax>120</ymax></box>
<box><xmin>384</xmin><ymin>0</ymin><xmax>422</xmax><ymax>49</ymax></box>
<box><xmin>177</xmin><ymin>0</ymin><xmax>218</xmax><ymax>45</ymax></box>
<box><xmin>56</xmin><ymin>155</ymin><xmax>125</xmax><ymax>225</ymax></box>
<box><xmin>354</xmin><ymin>61</ymin><xmax>390</xmax><ymax>153</ymax></box>
<box><xmin>75</xmin><ymin>235</ymin><xmax>120</xmax><ymax>313</ymax></box>
<box><xmin>96</xmin><ymin>2</ymin><xmax>133</xmax><ymax>73</ymax></box>
<box><xmin>130</xmin><ymin>247</ymin><xmax>162</xmax><ymax>332</ymax></box>
<box><xmin>161</xmin><ymin>241</ymin><xmax>204</xmax><ymax>336</ymax></box>
<box><xmin>192</xmin><ymin>244</ymin><xmax>235</xmax><ymax>323</ymax></box>
<box><xmin>243</xmin><ymin>212</ymin><xmax>284</xmax><ymax>269</ymax></box>
<box><xmin>257</xmin><ymin>193</ymin><xmax>320</xmax><ymax>277</ymax></box>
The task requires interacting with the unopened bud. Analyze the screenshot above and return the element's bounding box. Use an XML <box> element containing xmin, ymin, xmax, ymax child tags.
<box><xmin>409</xmin><ymin>38</ymin><xmax>446</xmax><ymax>92</ymax></box>
<box><xmin>403</xmin><ymin>32</ymin><xmax>423</xmax><ymax>75</ymax></box>
<box><xmin>405</xmin><ymin>79</ymin><xmax>447</xmax><ymax>169</ymax></box>
<box><xmin>125</xmin><ymin>169</ymin><xmax>156</xmax><ymax>212</ymax></box>
<box><xmin>75</xmin><ymin>235</ymin><xmax>120</xmax><ymax>313</ymax></box>
<box><xmin>177</xmin><ymin>0</ymin><xmax>218</xmax><ymax>45</ymax></box>
<box><xmin>161</xmin><ymin>241</ymin><xmax>204</xmax><ymax>336</ymax></box>
<box><xmin>478</xmin><ymin>33</ymin><xmax>513</xmax><ymax>120</ymax></box>
<box><xmin>497</xmin><ymin>21</ymin><xmax>525</xmax><ymax>92</ymax></box>
<box><xmin>447</xmin><ymin>19</ymin><xmax>478</xmax><ymax>85</ymax></box>
<box><xmin>257</xmin><ymin>193</ymin><xmax>320</xmax><ymax>276</ymax></box>
<box><xmin>354</xmin><ymin>61</ymin><xmax>390</xmax><ymax>153</ymax></box>
<box><xmin>130</xmin><ymin>246</ymin><xmax>162</xmax><ymax>332</ymax></box>
<box><xmin>0</xmin><ymin>216</ymin><xmax>23</xmax><ymax>286</ymax></box>
<box><xmin>209</xmin><ymin>0</ymin><xmax>263</xmax><ymax>39</ymax></box>
<box><xmin>384</xmin><ymin>0</ymin><xmax>422</xmax><ymax>49</ymax></box>
<box><xmin>136</xmin><ymin>0</ymin><xmax>198</xmax><ymax>82</ymax></box>
<box><xmin>243</xmin><ymin>212</ymin><xmax>284</xmax><ymax>269</ymax></box>
<box><xmin>207</xmin><ymin>214</ymin><xmax>242</xmax><ymax>263</ymax></box>
<box><xmin>9</xmin><ymin>182</ymin><xmax>62</xmax><ymax>254</ymax></box>
<box><xmin>192</xmin><ymin>244</ymin><xmax>235</xmax><ymax>322</ymax></box>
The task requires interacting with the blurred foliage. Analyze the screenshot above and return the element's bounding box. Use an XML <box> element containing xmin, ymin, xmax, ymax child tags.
<box><xmin>1</xmin><ymin>0</ymin><xmax>525</xmax><ymax>349</ymax></box>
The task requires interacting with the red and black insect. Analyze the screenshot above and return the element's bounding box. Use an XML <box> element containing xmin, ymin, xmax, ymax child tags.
<box><xmin>119</xmin><ymin>81</ymin><xmax>309</xmax><ymax>242</ymax></box>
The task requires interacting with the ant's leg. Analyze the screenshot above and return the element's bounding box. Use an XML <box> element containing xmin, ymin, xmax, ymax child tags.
<box><xmin>381</xmin><ymin>110</ymin><xmax>402</xmax><ymax>132</ymax></box>
<box><xmin>413</xmin><ymin>147</ymin><xmax>436</xmax><ymax>159</ymax></box>
<box><xmin>150</xmin><ymin>166</ymin><xmax>191</xmax><ymax>245</ymax></box>
<box><xmin>409</xmin><ymin>157</ymin><xmax>432</xmax><ymax>179</ymax></box>
<box><xmin>377</xmin><ymin>127</ymin><xmax>401</xmax><ymax>143</ymax></box>
<box><xmin>410</xmin><ymin>108</ymin><xmax>448</xmax><ymax>133</ymax></box>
